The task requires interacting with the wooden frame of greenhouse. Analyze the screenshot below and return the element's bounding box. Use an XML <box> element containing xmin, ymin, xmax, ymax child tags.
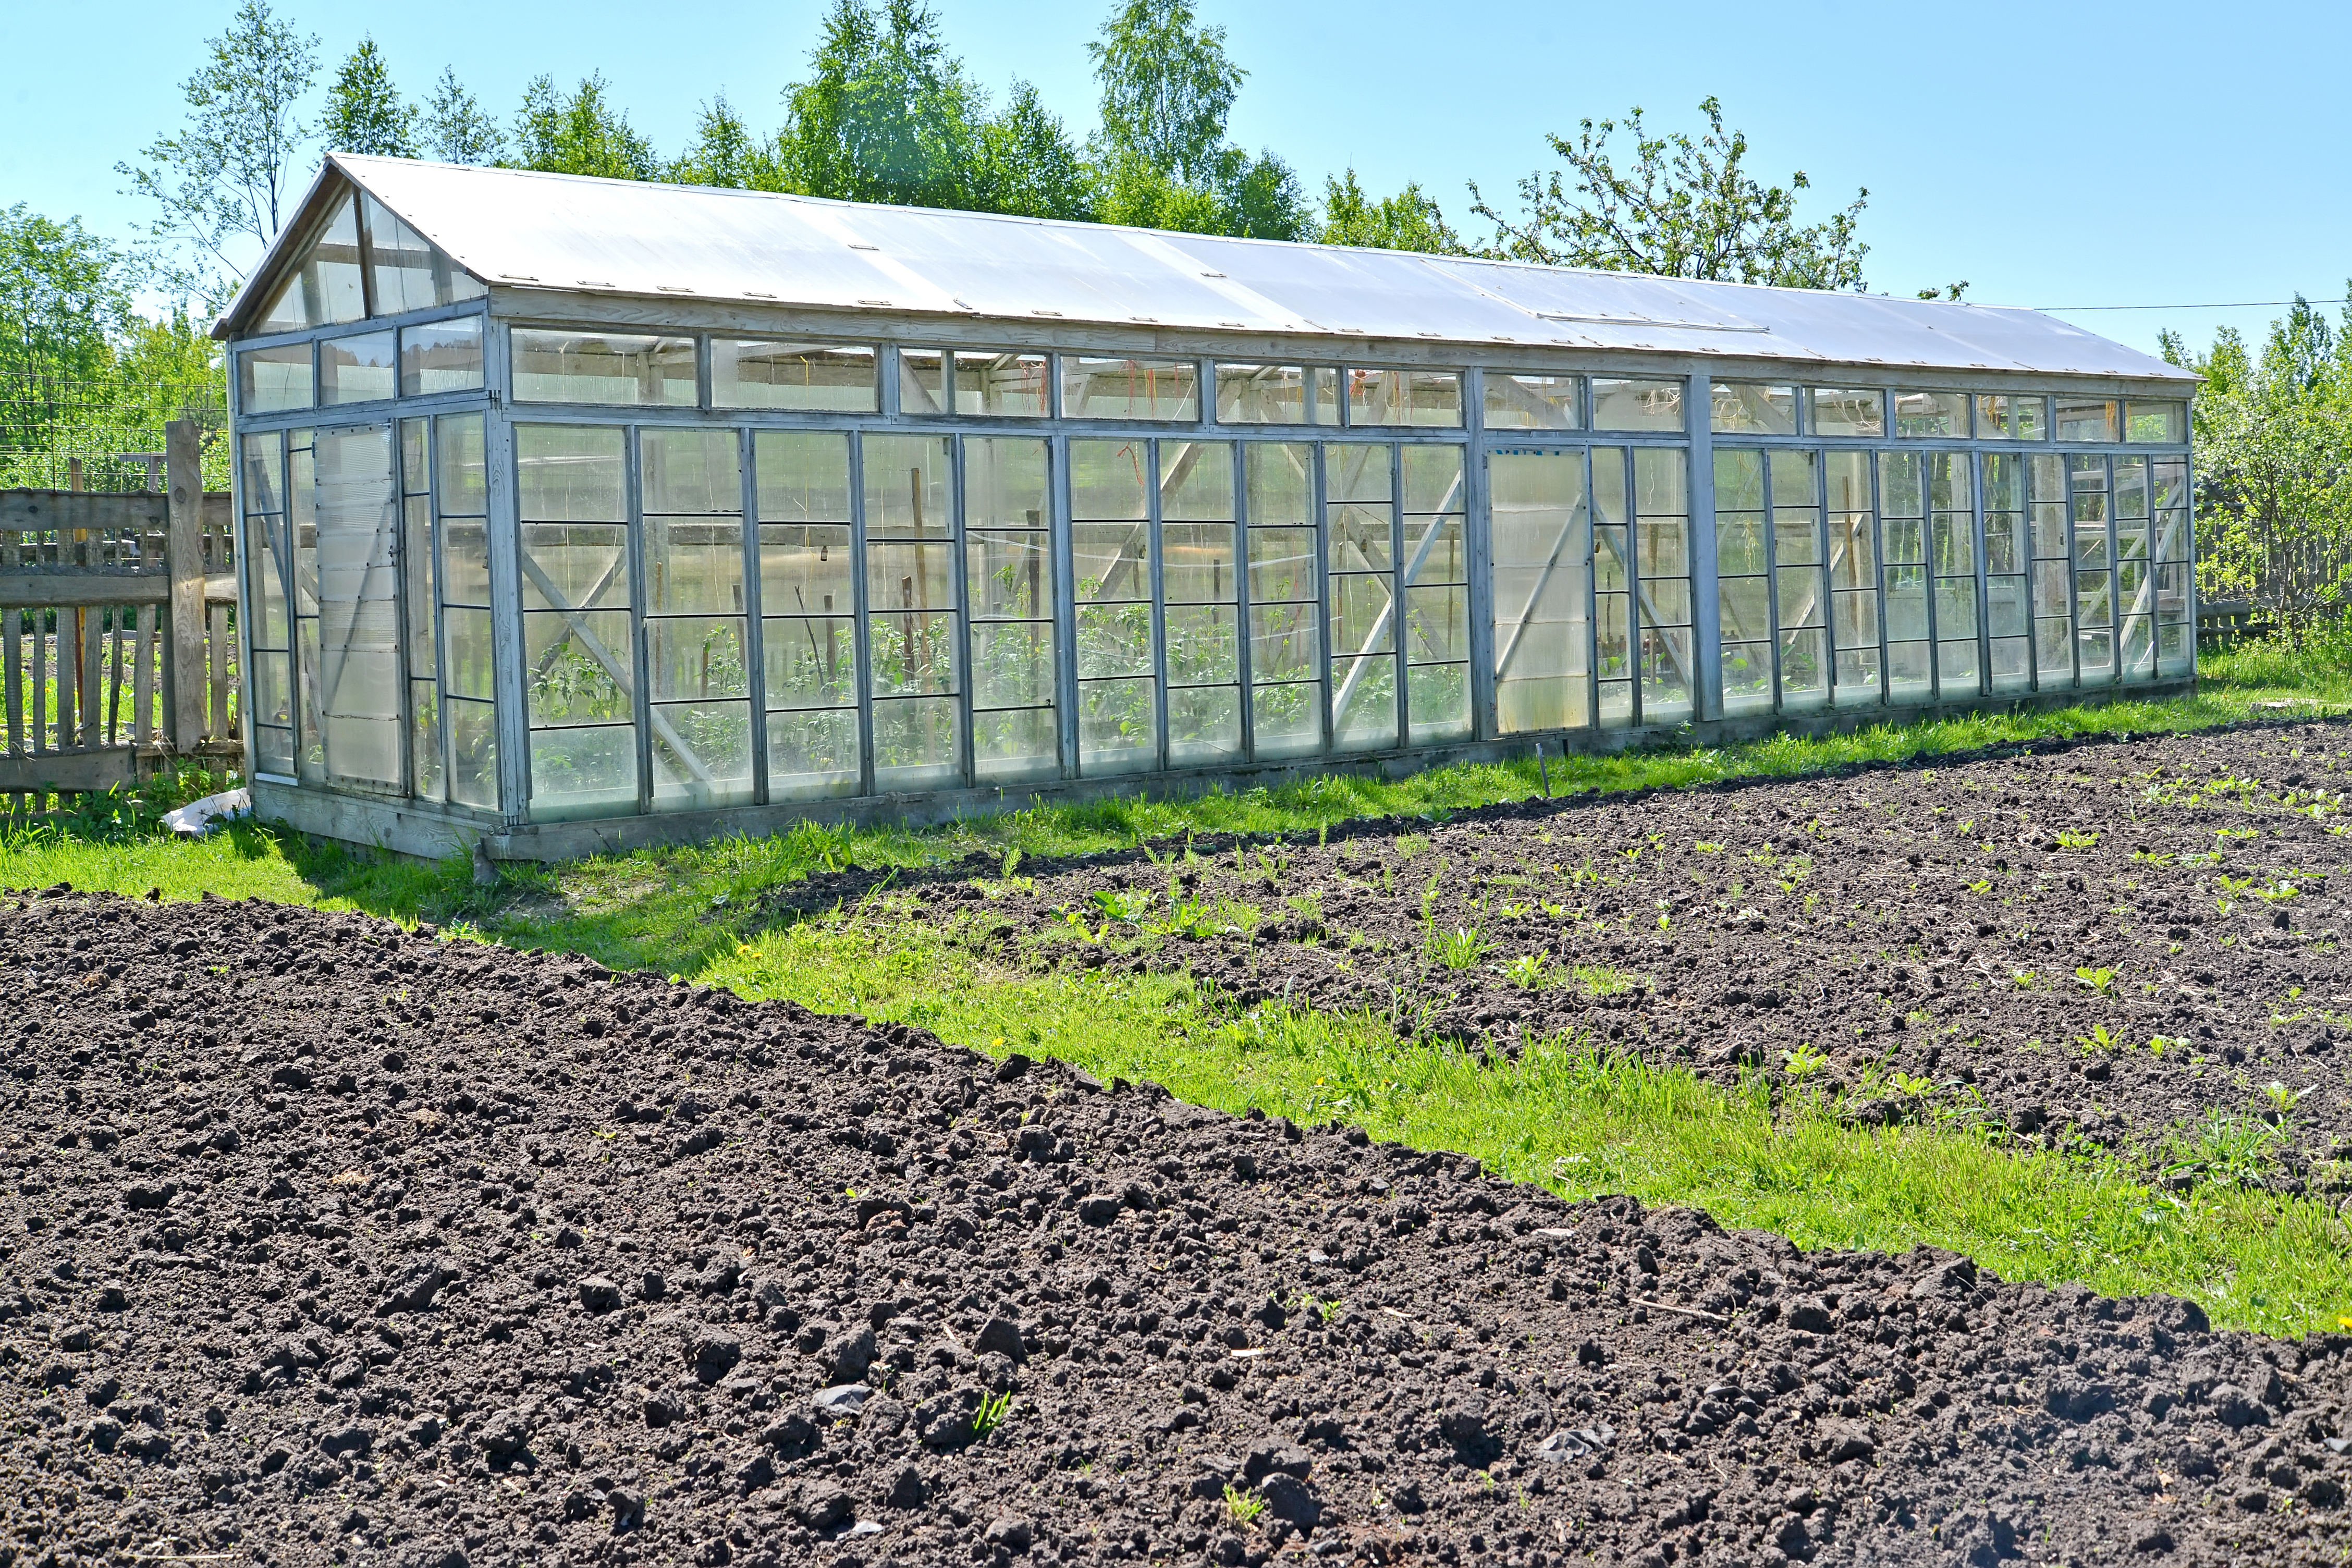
<box><xmin>214</xmin><ymin>154</ymin><xmax>2199</xmax><ymax>860</ymax></box>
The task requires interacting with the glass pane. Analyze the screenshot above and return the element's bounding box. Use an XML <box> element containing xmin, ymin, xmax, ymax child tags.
<box><xmin>1161</xmin><ymin>441</ymin><xmax>1236</xmax><ymax>521</ymax></box>
<box><xmin>1823</xmin><ymin>449</ymin><xmax>1871</xmax><ymax>512</ymax></box>
<box><xmin>1490</xmin><ymin>448</ymin><xmax>1590</xmax><ymax>734</ymax></box>
<box><xmin>1406</xmin><ymin>584</ymin><xmax>1468</xmax><ymax>663</ymax></box>
<box><xmin>255</xmin><ymin>721</ymin><xmax>294</xmax><ymax>777</ymax></box>
<box><xmin>1810</xmin><ymin>388</ymin><xmax>1884</xmax><ymax>439</ymax></box>
<box><xmin>1330</xmin><ymin>572</ymin><xmax>1395</xmax><ymax>657</ymax></box>
<box><xmin>1162</xmin><ymin>522</ymin><xmax>1236</xmax><ymax>604</ymax></box>
<box><xmin>712</xmin><ymin>341</ymin><xmax>877</xmax><ymax>412</ymax></box>
<box><xmin>1634</xmin><ymin>447</ymin><xmax>1685</xmax><ymax>516</ymax></box>
<box><xmin>1408</xmin><ymin>663</ymin><xmax>1469</xmax><ymax>741</ymax></box>
<box><xmin>1987</xmin><ymin>576</ymin><xmax>2029</xmax><ymax>638</ymax></box>
<box><xmin>898</xmin><ymin>348</ymin><xmax>948</xmax><ymax>416</ymax></box>
<box><xmin>1078</xmin><ymin>678</ymin><xmax>1157</xmax><ymax>771</ymax></box>
<box><xmin>1770</xmin><ymin>448</ymin><xmax>1819</xmax><ymax>507</ymax></box>
<box><xmin>863</xmin><ymin>434</ymin><xmax>952</xmax><ymax>537</ymax></box>
<box><xmin>1721</xmin><ymin>641</ymin><xmax>1772</xmax><ymax>712</ymax></box>
<box><xmin>1247</xmin><ymin>528</ymin><xmax>1317</xmax><ymax>602</ymax></box>
<box><xmin>770</xmin><ymin>708</ymin><xmax>860</xmax><ymax>799</ymax></box>
<box><xmin>1402</xmin><ymin>446</ymin><xmax>1465</xmax><ymax>514</ymax></box>
<box><xmin>1348</xmin><ymin>369</ymin><xmax>1462</xmax><ymax>428</ymax></box>
<box><xmin>320</xmin><ymin>329</ymin><xmax>397</xmax><ymax>405</ymax></box>
<box><xmin>258</xmin><ymin>193</ymin><xmax>364</xmax><ymax>332</ymax></box>
<box><xmin>2113</xmin><ymin>456</ymin><xmax>2149</xmax><ymax>520</ymax></box>
<box><xmin>971</xmin><ymin>620</ymin><xmax>1057</xmax><ymax>708</ymax></box>
<box><xmin>1071</xmin><ymin>438</ymin><xmax>1149</xmax><ymax>520</ymax></box>
<box><xmin>1775</xmin><ymin>512</ymin><xmax>1822</xmax><ymax>568</ymax></box>
<box><xmin>1252</xmin><ymin>682</ymin><xmax>1320</xmax><ymax>757</ymax></box>
<box><xmin>642</xmin><ymin>427</ymin><xmax>741</xmax><ymax>516</ymax></box>
<box><xmin>974</xmin><ymin>704</ymin><xmax>1058</xmax><ymax>781</ymax></box>
<box><xmin>1169</xmin><ymin>683</ymin><xmax>1242</xmax><ymax>763</ymax></box>
<box><xmin>1885</xmin><ymin>568</ymin><xmax>1928</xmax><ymax>640</ymax></box>
<box><xmin>1710</xmin><ymin>383</ymin><xmax>1797</xmax><ymax>435</ymax></box>
<box><xmin>525</xmin><ymin>608</ymin><xmax>634</xmax><ymax>725</ymax></box>
<box><xmin>1328</xmin><ymin>505</ymin><xmax>1393</xmax><ymax>572</ymax></box>
<box><xmin>1639</xmin><ymin>624</ymin><xmax>1693</xmax><ymax>721</ymax></box>
<box><xmin>1828</xmin><ymin>512</ymin><xmax>1875</xmax><ymax>587</ymax></box>
<box><xmin>1780</xmin><ymin>627</ymin><xmax>1828</xmax><ymax>701</ymax></box>
<box><xmin>1244</xmin><ymin>442</ymin><xmax>1314</xmax><ymax>523</ymax></box>
<box><xmin>511</xmin><ymin>330</ymin><xmax>695</xmax><ymax>406</ymax></box>
<box><xmin>1936</xmin><ymin>580</ymin><xmax>1978</xmax><ymax>638</ymax></box>
<box><xmin>1250</xmin><ymin>601</ymin><xmax>1320</xmax><ymax>683</ymax></box>
<box><xmin>1985</xmin><ymin>512</ymin><xmax>2027</xmax><ymax>574</ymax></box>
<box><xmin>444</xmin><ymin>606</ymin><xmax>494</xmax><ymax>701</ymax></box>
<box><xmin>1064</xmin><ymin>357</ymin><xmax>1199</xmax><ymax>421</ymax></box>
<box><xmin>868</xmin><ymin>604</ymin><xmax>957</xmax><ymax>693</ymax></box>
<box><xmin>437</xmin><ymin>413</ymin><xmax>485</xmax><ymax>515</ymax></box>
<box><xmin>311</xmin><ymin>424</ymin><xmax>403</xmax><ymax>790</ymax></box>
<box><xmin>762</xmin><ymin>523</ymin><xmax>853</xmax><ymax>619</ymax></box>
<box><xmin>2153</xmin><ymin>457</ymin><xmax>2190</xmax><ymax>513</ymax></box>
<box><xmin>446</xmin><ymin>695</ymin><xmax>498</xmax><ymax>808</ymax></box>
<box><xmin>521</xmin><ymin>523</ymin><xmax>629</xmax><ymax>612</ymax></box>
<box><xmin>651</xmin><ymin>701</ymin><xmax>753</xmax><ymax>809</ymax></box>
<box><xmin>1777</xmin><ymin>566</ymin><xmax>1824</xmax><ymax>627</ymax></box>
<box><xmin>1719</xmin><ymin>575</ymin><xmax>1771</xmax><ymax>640</ymax></box>
<box><xmin>1406</xmin><ymin>514</ymin><xmax>1466</xmax><ymax>586</ymax></box>
<box><xmin>955</xmin><ymin>352</ymin><xmax>1050</xmax><ymax>417</ymax></box>
<box><xmin>1326</xmin><ymin>443</ymin><xmax>1393</xmax><ymax>503</ymax></box>
<box><xmin>1894</xmin><ymin>390</ymin><xmax>1968</xmax><ymax>438</ymax></box>
<box><xmin>2010</xmin><ymin>396</ymin><xmax>2047</xmax><ymax>442</ymax></box>
<box><xmin>399</xmin><ymin>318</ymin><xmax>484</xmax><ymax>397</ymax></box>
<box><xmin>240</xmin><ymin>343</ymin><xmax>314</xmax><ymax>413</ymax></box>
<box><xmin>865</xmin><ymin>543</ymin><xmax>954</xmax><ymax>620</ymax></box>
<box><xmin>873</xmin><ymin>695</ymin><xmax>961</xmax><ymax>791</ymax></box>
<box><xmin>966</xmin><ymin>529</ymin><xmax>1051</xmax><ymax>619</ymax></box>
<box><xmin>363</xmin><ymin>193</ymin><xmax>482</xmax><ymax>314</ymax></box>
<box><xmin>1880</xmin><ymin>452</ymin><xmax>1924</xmax><ymax>519</ymax></box>
<box><xmin>530</xmin><ymin>724</ymin><xmax>638</xmax><ymax>817</ymax></box>
<box><xmin>755</xmin><ymin>431</ymin><xmax>852</xmax><ymax>522</ymax></box>
<box><xmin>1331</xmin><ymin>650</ymin><xmax>1396</xmax><ymax>752</ymax></box>
<box><xmin>1217</xmin><ymin>364</ymin><xmax>1334</xmax><ymax>425</ymax></box>
<box><xmin>403</xmin><ymin>494</ymin><xmax>434</xmax><ymax>677</ymax></box>
<box><xmin>518</xmin><ymin>424</ymin><xmax>626</xmax><ymax>521</ymax></box>
<box><xmin>1591</xmin><ymin>378</ymin><xmax>1684</xmax><ymax>432</ymax></box>
<box><xmin>1073</xmin><ymin>521</ymin><xmax>1152</xmax><ymax>605</ymax></box>
<box><xmin>1932</xmin><ymin>513</ymin><xmax>1974</xmax><ymax>575</ymax></box>
<box><xmin>647</xmin><ymin>615</ymin><xmax>749</xmax><ymax>702</ymax></box>
<box><xmin>764</xmin><ymin>616</ymin><xmax>856</xmax><ymax>708</ymax></box>
<box><xmin>1484</xmin><ymin>373</ymin><xmax>1579</xmax><ymax>431</ymax></box>
<box><xmin>966</xmin><ymin>437</ymin><xmax>1049</xmax><ymax>528</ymax></box>
<box><xmin>1636</xmin><ymin>518</ymin><xmax>1689</xmax><ymax>582</ymax></box>
<box><xmin>1076</xmin><ymin>598</ymin><xmax>1154</xmax><ymax>678</ymax></box>
<box><xmin>2055</xmin><ymin>398</ymin><xmax>2118</xmax><ymax>443</ymax></box>
<box><xmin>1718</xmin><ymin>513</ymin><xmax>1768</xmax><ymax>576</ymax></box>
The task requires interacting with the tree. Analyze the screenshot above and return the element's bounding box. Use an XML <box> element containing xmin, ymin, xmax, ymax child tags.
<box><xmin>773</xmin><ymin>0</ymin><xmax>984</xmax><ymax>210</ymax></box>
<box><xmin>969</xmin><ymin>82</ymin><xmax>1095</xmax><ymax>222</ymax></box>
<box><xmin>1469</xmin><ymin>97</ymin><xmax>1869</xmax><ymax>291</ymax></box>
<box><xmin>510</xmin><ymin>74</ymin><xmax>661</xmax><ymax>181</ymax></box>
<box><xmin>671</xmin><ymin>97</ymin><xmax>779</xmax><ymax>190</ymax></box>
<box><xmin>116</xmin><ymin>0</ymin><xmax>319</xmax><ymax>305</ymax></box>
<box><xmin>321</xmin><ymin>37</ymin><xmax>417</xmax><ymax>157</ymax></box>
<box><xmin>424</xmin><ymin>68</ymin><xmax>506</xmax><ymax>165</ymax></box>
<box><xmin>1085</xmin><ymin>0</ymin><xmax>1309</xmax><ymax>240</ymax></box>
<box><xmin>1320</xmin><ymin>171</ymin><xmax>1465</xmax><ymax>254</ymax></box>
<box><xmin>1089</xmin><ymin>0</ymin><xmax>1239</xmax><ymax>187</ymax></box>
<box><xmin>2165</xmin><ymin>299</ymin><xmax>2352</xmax><ymax>642</ymax></box>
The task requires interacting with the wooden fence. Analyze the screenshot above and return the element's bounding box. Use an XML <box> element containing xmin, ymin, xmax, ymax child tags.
<box><xmin>1</xmin><ymin>420</ymin><xmax>240</xmax><ymax>811</ymax></box>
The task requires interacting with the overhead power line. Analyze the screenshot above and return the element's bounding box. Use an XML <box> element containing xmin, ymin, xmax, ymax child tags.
<box><xmin>2038</xmin><ymin>298</ymin><xmax>2351</xmax><ymax>312</ymax></box>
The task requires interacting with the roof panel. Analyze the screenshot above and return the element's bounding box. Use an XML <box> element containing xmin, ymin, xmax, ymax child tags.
<box><xmin>214</xmin><ymin>156</ymin><xmax>2195</xmax><ymax>385</ymax></box>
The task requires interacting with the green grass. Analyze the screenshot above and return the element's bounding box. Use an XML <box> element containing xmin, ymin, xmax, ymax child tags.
<box><xmin>8</xmin><ymin>650</ymin><xmax>2352</xmax><ymax>1335</ymax></box>
<box><xmin>689</xmin><ymin>905</ymin><xmax>2352</xmax><ymax>1339</ymax></box>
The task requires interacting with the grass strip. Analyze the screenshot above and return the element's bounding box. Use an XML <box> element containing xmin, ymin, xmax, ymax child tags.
<box><xmin>695</xmin><ymin>909</ymin><xmax>2352</xmax><ymax>1340</ymax></box>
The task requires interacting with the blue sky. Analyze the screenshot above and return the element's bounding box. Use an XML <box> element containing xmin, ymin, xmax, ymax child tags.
<box><xmin>4</xmin><ymin>0</ymin><xmax>2343</xmax><ymax>357</ymax></box>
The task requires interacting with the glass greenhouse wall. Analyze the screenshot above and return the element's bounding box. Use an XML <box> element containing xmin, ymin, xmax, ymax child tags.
<box><xmin>217</xmin><ymin>160</ymin><xmax>2198</xmax><ymax>857</ymax></box>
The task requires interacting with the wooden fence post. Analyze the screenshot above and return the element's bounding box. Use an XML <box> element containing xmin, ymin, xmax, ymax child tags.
<box><xmin>167</xmin><ymin>420</ymin><xmax>204</xmax><ymax>752</ymax></box>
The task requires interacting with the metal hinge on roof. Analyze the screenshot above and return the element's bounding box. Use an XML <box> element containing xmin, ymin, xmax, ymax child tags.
<box><xmin>1200</xmin><ymin>271</ymin><xmax>1226</xmax><ymax>278</ymax></box>
<box><xmin>658</xmin><ymin>285</ymin><xmax>694</xmax><ymax>293</ymax></box>
<box><xmin>849</xmin><ymin>243</ymin><xmax>879</xmax><ymax>251</ymax></box>
<box><xmin>858</xmin><ymin>298</ymin><xmax>891</xmax><ymax>307</ymax></box>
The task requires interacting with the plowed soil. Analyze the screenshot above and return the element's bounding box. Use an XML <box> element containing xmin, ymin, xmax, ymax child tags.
<box><xmin>772</xmin><ymin>720</ymin><xmax>2352</xmax><ymax>1181</ymax></box>
<box><xmin>13</xmin><ymin>889</ymin><xmax>2352</xmax><ymax>1567</ymax></box>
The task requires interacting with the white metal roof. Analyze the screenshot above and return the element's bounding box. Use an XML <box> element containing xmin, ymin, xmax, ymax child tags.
<box><xmin>219</xmin><ymin>154</ymin><xmax>2194</xmax><ymax>384</ymax></box>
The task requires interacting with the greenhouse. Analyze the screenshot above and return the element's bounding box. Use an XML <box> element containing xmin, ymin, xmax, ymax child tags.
<box><xmin>215</xmin><ymin>154</ymin><xmax>2199</xmax><ymax>858</ymax></box>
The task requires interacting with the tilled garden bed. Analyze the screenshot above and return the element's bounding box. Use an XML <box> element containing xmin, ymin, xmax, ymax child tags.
<box><xmin>11</xmin><ymin>895</ymin><xmax>2352</xmax><ymax>1566</ymax></box>
<box><xmin>778</xmin><ymin>721</ymin><xmax>2352</xmax><ymax>1175</ymax></box>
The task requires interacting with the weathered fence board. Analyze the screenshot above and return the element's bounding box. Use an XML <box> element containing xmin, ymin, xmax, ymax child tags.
<box><xmin>0</xmin><ymin>419</ymin><xmax>241</xmax><ymax>811</ymax></box>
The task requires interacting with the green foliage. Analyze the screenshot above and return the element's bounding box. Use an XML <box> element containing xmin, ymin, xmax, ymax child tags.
<box><xmin>322</xmin><ymin>38</ymin><xmax>418</xmax><ymax>158</ymax></box>
<box><xmin>1320</xmin><ymin>170</ymin><xmax>1465</xmax><ymax>254</ymax></box>
<box><xmin>510</xmin><ymin>74</ymin><xmax>660</xmax><ymax>181</ymax></box>
<box><xmin>2163</xmin><ymin>298</ymin><xmax>2352</xmax><ymax>640</ymax></box>
<box><xmin>117</xmin><ymin>0</ymin><xmax>319</xmax><ymax>306</ymax></box>
<box><xmin>1470</xmin><ymin>96</ymin><xmax>1869</xmax><ymax>291</ymax></box>
<box><xmin>775</xmin><ymin>0</ymin><xmax>987</xmax><ymax>209</ymax></box>
<box><xmin>0</xmin><ymin>207</ymin><xmax>130</xmax><ymax>384</ymax></box>
<box><xmin>670</xmin><ymin>97</ymin><xmax>780</xmax><ymax>192</ymax></box>
<box><xmin>423</xmin><ymin>67</ymin><xmax>506</xmax><ymax>166</ymax></box>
